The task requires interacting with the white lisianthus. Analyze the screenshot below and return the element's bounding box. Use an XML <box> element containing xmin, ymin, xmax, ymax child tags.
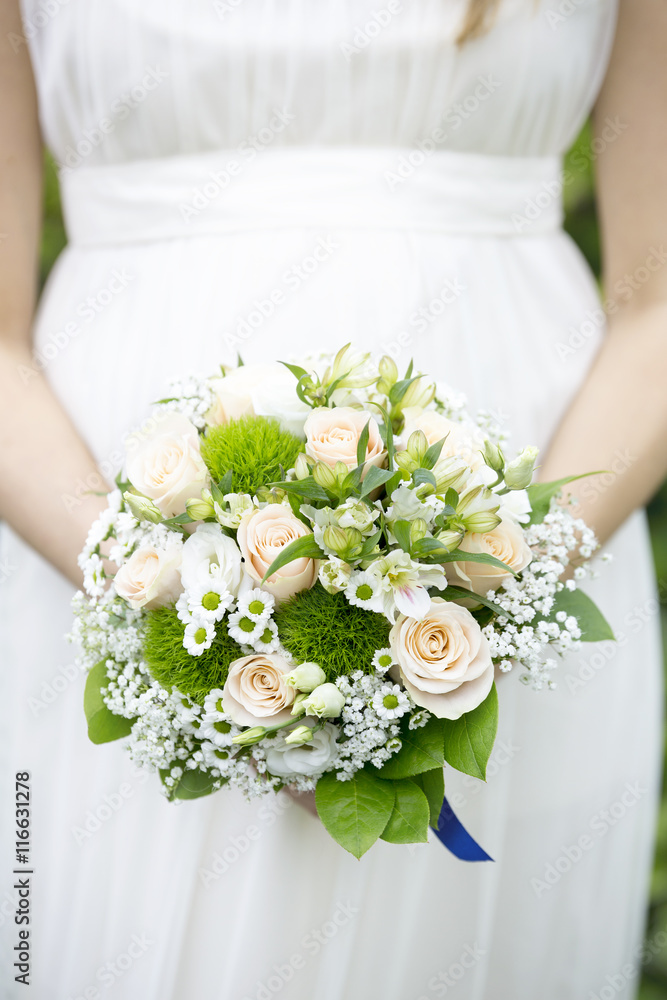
<box><xmin>284</xmin><ymin>663</ymin><xmax>327</xmax><ymax>693</ymax></box>
<box><xmin>385</xmin><ymin>482</ymin><xmax>429</xmax><ymax>524</ymax></box>
<box><xmin>249</xmin><ymin>363</ymin><xmax>312</xmax><ymax>437</ymax></box>
<box><xmin>336</xmin><ymin>498</ymin><xmax>380</xmax><ymax>534</ymax></box>
<box><xmin>318</xmin><ymin>557</ymin><xmax>352</xmax><ymax>594</ymax></box>
<box><xmin>265</xmin><ymin>721</ymin><xmax>339</xmax><ymax>778</ymax></box>
<box><xmin>207</xmin><ymin>364</ymin><xmax>266</xmax><ymax>426</ymax></box>
<box><xmin>180</xmin><ymin>523</ymin><xmax>246</xmax><ymax>595</ymax></box>
<box><xmin>300</xmin><ymin>683</ymin><xmax>346</xmax><ymax>718</ymax></box>
<box><xmin>498</xmin><ymin>489</ymin><xmax>532</xmax><ymax>524</ymax></box>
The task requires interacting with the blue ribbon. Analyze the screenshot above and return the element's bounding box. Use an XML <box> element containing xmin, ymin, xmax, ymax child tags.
<box><xmin>432</xmin><ymin>796</ymin><xmax>494</xmax><ymax>862</ymax></box>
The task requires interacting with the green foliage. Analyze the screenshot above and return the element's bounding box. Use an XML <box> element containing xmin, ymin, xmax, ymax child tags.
<box><xmin>315</xmin><ymin>769</ymin><xmax>395</xmax><ymax>858</ymax></box>
<box><xmin>83</xmin><ymin>660</ymin><xmax>136</xmax><ymax>744</ymax></box>
<box><xmin>441</xmin><ymin>684</ymin><xmax>498</xmax><ymax>781</ymax></box>
<box><xmin>549</xmin><ymin>587</ymin><xmax>614</xmax><ymax>642</ymax></box>
<box><xmin>159</xmin><ymin>766</ymin><xmax>222</xmax><ymax>801</ymax></box>
<box><xmin>143</xmin><ymin>607</ymin><xmax>244</xmax><ymax>705</ymax></box>
<box><xmin>372</xmin><ymin>715</ymin><xmax>445</xmax><ymax>779</ymax></box>
<box><xmin>262</xmin><ymin>534</ymin><xmax>324</xmax><ymax>584</ymax></box>
<box><xmin>200</xmin><ymin>415</ymin><xmax>303</xmax><ymax>496</ymax></box>
<box><xmin>411</xmin><ymin>767</ymin><xmax>445</xmax><ymax>827</ymax></box>
<box><xmin>274</xmin><ymin>583</ymin><xmax>391</xmax><ymax>680</ymax></box>
<box><xmin>380</xmin><ymin>779</ymin><xmax>430</xmax><ymax>844</ymax></box>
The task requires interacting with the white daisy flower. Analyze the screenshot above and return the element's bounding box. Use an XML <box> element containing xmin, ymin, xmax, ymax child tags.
<box><xmin>236</xmin><ymin>587</ymin><xmax>275</xmax><ymax>623</ymax></box>
<box><xmin>200</xmin><ymin>717</ymin><xmax>235</xmax><ymax>748</ymax></box>
<box><xmin>187</xmin><ymin>582</ymin><xmax>233</xmax><ymax>623</ymax></box>
<box><xmin>345</xmin><ymin>570</ymin><xmax>384</xmax><ymax>613</ymax></box>
<box><xmin>372</xmin><ymin>648</ymin><xmax>395</xmax><ymax>674</ymax></box>
<box><xmin>227</xmin><ymin>609</ymin><xmax>264</xmax><ymax>645</ymax></box>
<box><xmin>372</xmin><ymin>684</ymin><xmax>410</xmax><ymax>720</ymax></box>
<box><xmin>176</xmin><ymin>592</ymin><xmax>193</xmax><ymax>626</ymax></box>
<box><xmin>251</xmin><ymin>618</ymin><xmax>281</xmax><ymax>653</ymax></box>
<box><xmin>183</xmin><ymin>620</ymin><xmax>215</xmax><ymax>656</ymax></box>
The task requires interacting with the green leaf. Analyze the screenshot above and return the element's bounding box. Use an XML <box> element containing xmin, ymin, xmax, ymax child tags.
<box><xmin>341</xmin><ymin>465</ymin><xmax>364</xmax><ymax>495</ymax></box>
<box><xmin>549</xmin><ymin>587</ymin><xmax>614</xmax><ymax>642</ymax></box>
<box><xmin>434</xmin><ymin>548</ymin><xmax>517</xmax><ymax>575</ymax></box>
<box><xmin>441</xmin><ymin>683</ymin><xmax>498</xmax><ymax>780</ymax></box>
<box><xmin>360</xmin><ymin>465</ymin><xmax>395</xmax><ymax>498</ymax></box>
<box><xmin>434</xmin><ymin>585</ymin><xmax>519</xmax><ymax>624</ymax></box>
<box><xmin>527</xmin><ymin>472</ymin><xmax>602</xmax><ymax>525</ymax></box>
<box><xmin>261</xmin><ymin>533</ymin><xmax>324</xmax><ymax>584</ymax></box>
<box><xmin>315</xmin><ymin>769</ymin><xmax>395</xmax><ymax>858</ymax></box>
<box><xmin>422</xmin><ymin>436</ymin><xmax>447</xmax><ymax>471</ymax></box>
<box><xmin>373</xmin><ymin>715</ymin><xmax>445</xmax><ymax>779</ymax></box>
<box><xmin>392</xmin><ymin>519</ymin><xmax>412</xmax><ymax>553</ymax></box>
<box><xmin>411</xmin><ymin>537</ymin><xmax>449</xmax><ymax>560</ymax></box>
<box><xmin>356</xmin><ymin>418</ymin><xmax>371</xmax><ymax>467</ymax></box>
<box><xmin>280</xmin><ymin>361</ymin><xmax>310</xmax><ymax>381</ymax></box>
<box><xmin>412</xmin><ymin>468</ymin><xmax>437</xmax><ymax>492</ymax></box>
<box><xmin>411</xmin><ymin>768</ymin><xmax>445</xmax><ymax>827</ymax></box>
<box><xmin>218</xmin><ymin>469</ymin><xmax>234</xmax><ymax>495</ymax></box>
<box><xmin>161</xmin><ymin>767</ymin><xmax>220</xmax><ymax>801</ymax></box>
<box><xmin>380</xmin><ymin>779</ymin><xmax>430</xmax><ymax>844</ymax></box>
<box><xmin>389</xmin><ymin>375</ymin><xmax>422</xmax><ymax>407</ymax></box>
<box><xmin>267</xmin><ymin>477</ymin><xmax>330</xmax><ymax>502</ymax></box>
<box><xmin>84</xmin><ymin>660</ymin><xmax>135</xmax><ymax>745</ymax></box>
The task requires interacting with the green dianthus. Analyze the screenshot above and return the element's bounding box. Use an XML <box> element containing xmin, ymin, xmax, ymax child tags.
<box><xmin>274</xmin><ymin>583</ymin><xmax>391</xmax><ymax>681</ymax></box>
<box><xmin>143</xmin><ymin>607</ymin><xmax>244</xmax><ymax>705</ymax></box>
<box><xmin>200</xmin><ymin>414</ymin><xmax>304</xmax><ymax>495</ymax></box>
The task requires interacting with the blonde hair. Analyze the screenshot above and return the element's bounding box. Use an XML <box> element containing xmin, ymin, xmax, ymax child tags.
<box><xmin>456</xmin><ymin>0</ymin><xmax>503</xmax><ymax>44</ymax></box>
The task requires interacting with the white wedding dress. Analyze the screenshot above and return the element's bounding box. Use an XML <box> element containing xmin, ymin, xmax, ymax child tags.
<box><xmin>1</xmin><ymin>1</ymin><xmax>662</xmax><ymax>998</ymax></box>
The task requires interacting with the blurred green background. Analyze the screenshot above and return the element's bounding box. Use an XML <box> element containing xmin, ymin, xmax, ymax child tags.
<box><xmin>37</xmin><ymin>129</ymin><xmax>667</xmax><ymax>995</ymax></box>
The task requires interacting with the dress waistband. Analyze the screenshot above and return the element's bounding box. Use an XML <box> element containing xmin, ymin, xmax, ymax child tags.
<box><xmin>58</xmin><ymin>147</ymin><xmax>564</xmax><ymax>247</ymax></box>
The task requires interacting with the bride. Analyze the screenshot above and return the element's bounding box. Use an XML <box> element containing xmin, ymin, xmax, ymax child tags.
<box><xmin>1</xmin><ymin>1</ymin><xmax>664</xmax><ymax>997</ymax></box>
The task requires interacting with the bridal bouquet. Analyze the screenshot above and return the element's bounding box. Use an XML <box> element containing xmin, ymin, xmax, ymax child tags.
<box><xmin>72</xmin><ymin>346</ymin><xmax>611</xmax><ymax>859</ymax></box>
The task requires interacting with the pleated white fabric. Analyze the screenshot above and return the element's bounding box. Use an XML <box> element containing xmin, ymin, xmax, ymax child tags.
<box><xmin>0</xmin><ymin>1</ymin><xmax>662</xmax><ymax>998</ymax></box>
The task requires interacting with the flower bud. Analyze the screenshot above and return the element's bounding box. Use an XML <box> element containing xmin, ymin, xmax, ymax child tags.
<box><xmin>232</xmin><ymin>726</ymin><xmax>267</xmax><ymax>746</ymax></box>
<box><xmin>301</xmin><ymin>683</ymin><xmax>346</xmax><ymax>719</ymax></box>
<box><xmin>481</xmin><ymin>439</ymin><xmax>504</xmax><ymax>473</ymax></box>
<box><xmin>433</xmin><ymin>458</ymin><xmax>469</xmax><ymax>494</ymax></box>
<box><xmin>294</xmin><ymin>453</ymin><xmax>311</xmax><ymax>480</ymax></box>
<box><xmin>322</xmin><ymin>525</ymin><xmax>362</xmax><ymax>560</ymax></box>
<box><xmin>436</xmin><ymin>528</ymin><xmax>464</xmax><ymax>552</ymax></box>
<box><xmin>284</xmin><ymin>662</ymin><xmax>327</xmax><ymax>693</ymax></box>
<box><xmin>378</xmin><ymin>355</ymin><xmax>399</xmax><ymax>385</ymax></box>
<box><xmin>185</xmin><ymin>489</ymin><xmax>216</xmax><ymax>521</ymax></box>
<box><xmin>406</xmin><ymin>430</ymin><xmax>428</xmax><ymax>464</ymax></box>
<box><xmin>409</xmin><ymin>518</ymin><xmax>429</xmax><ymax>545</ymax></box>
<box><xmin>395</xmin><ymin>450</ymin><xmax>418</xmax><ymax>475</ymax></box>
<box><xmin>290</xmin><ymin>693</ymin><xmax>309</xmax><ymax>716</ymax></box>
<box><xmin>123</xmin><ymin>491</ymin><xmax>163</xmax><ymax>523</ymax></box>
<box><xmin>284</xmin><ymin>725</ymin><xmax>315</xmax><ymax>746</ymax></box>
<box><xmin>334</xmin><ymin>461</ymin><xmax>350</xmax><ymax>482</ymax></box>
<box><xmin>312</xmin><ymin>461</ymin><xmax>339</xmax><ymax>491</ymax></box>
<box><xmin>400</xmin><ymin>376</ymin><xmax>436</xmax><ymax>411</ymax></box>
<box><xmin>461</xmin><ymin>510</ymin><xmax>502</xmax><ymax>532</ymax></box>
<box><xmin>504</xmin><ymin>446</ymin><xmax>539</xmax><ymax>490</ymax></box>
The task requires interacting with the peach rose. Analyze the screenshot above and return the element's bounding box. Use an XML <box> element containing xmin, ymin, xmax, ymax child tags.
<box><xmin>113</xmin><ymin>544</ymin><xmax>183</xmax><ymax>610</ymax></box>
<box><xmin>402</xmin><ymin>408</ymin><xmax>485</xmax><ymax>472</ymax></box>
<box><xmin>237</xmin><ymin>504</ymin><xmax>318</xmax><ymax>603</ymax></box>
<box><xmin>304</xmin><ymin>407</ymin><xmax>386</xmax><ymax>472</ymax></box>
<box><xmin>125</xmin><ymin>412</ymin><xmax>208</xmax><ymax>519</ymax></box>
<box><xmin>446</xmin><ymin>517</ymin><xmax>533</xmax><ymax>596</ymax></box>
<box><xmin>222</xmin><ymin>653</ymin><xmax>295</xmax><ymax>727</ymax></box>
<box><xmin>389</xmin><ymin>597</ymin><xmax>494</xmax><ymax>720</ymax></box>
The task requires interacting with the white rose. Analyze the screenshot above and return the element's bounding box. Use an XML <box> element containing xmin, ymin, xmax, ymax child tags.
<box><xmin>250</xmin><ymin>364</ymin><xmax>312</xmax><ymax>437</ymax></box>
<box><xmin>207</xmin><ymin>364</ymin><xmax>267</xmax><ymax>426</ymax></box>
<box><xmin>222</xmin><ymin>652</ymin><xmax>295</xmax><ymax>727</ymax></box>
<box><xmin>180</xmin><ymin>523</ymin><xmax>245</xmax><ymax>595</ymax></box>
<box><xmin>402</xmin><ymin>408</ymin><xmax>485</xmax><ymax>472</ymax></box>
<box><xmin>265</xmin><ymin>720</ymin><xmax>339</xmax><ymax>777</ymax></box>
<box><xmin>389</xmin><ymin>597</ymin><xmax>494</xmax><ymax>720</ymax></box>
<box><xmin>446</xmin><ymin>517</ymin><xmax>533</xmax><ymax>595</ymax></box>
<box><xmin>125</xmin><ymin>412</ymin><xmax>209</xmax><ymax>519</ymax></box>
<box><xmin>300</xmin><ymin>683</ymin><xmax>346</xmax><ymax>718</ymax></box>
<box><xmin>113</xmin><ymin>544</ymin><xmax>183</xmax><ymax>610</ymax></box>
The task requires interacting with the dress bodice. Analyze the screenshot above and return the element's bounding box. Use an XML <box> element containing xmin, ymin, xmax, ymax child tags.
<box><xmin>21</xmin><ymin>0</ymin><xmax>617</xmax><ymax>168</ymax></box>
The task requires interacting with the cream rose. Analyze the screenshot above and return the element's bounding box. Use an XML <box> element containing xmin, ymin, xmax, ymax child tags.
<box><xmin>113</xmin><ymin>544</ymin><xmax>183</xmax><ymax>610</ymax></box>
<box><xmin>389</xmin><ymin>597</ymin><xmax>494</xmax><ymax>720</ymax></box>
<box><xmin>237</xmin><ymin>504</ymin><xmax>318</xmax><ymax>603</ymax></box>
<box><xmin>446</xmin><ymin>517</ymin><xmax>533</xmax><ymax>595</ymax></box>
<box><xmin>402</xmin><ymin>408</ymin><xmax>485</xmax><ymax>472</ymax></box>
<box><xmin>125</xmin><ymin>412</ymin><xmax>208</xmax><ymax>519</ymax></box>
<box><xmin>304</xmin><ymin>407</ymin><xmax>386</xmax><ymax>472</ymax></box>
<box><xmin>222</xmin><ymin>653</ymin><xmax>295</xmax><ymax>727</ymax></box>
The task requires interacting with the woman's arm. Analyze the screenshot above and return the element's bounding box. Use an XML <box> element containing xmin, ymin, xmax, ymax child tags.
<box><xmin>0</xmin><ymin>0</ymin><xmax>108</xmax><ymax>586</ymax></box>
<box><xmin>539</xmin><ymin>0</ymin><xmax>667</xmax><ymax>546</ymax></box>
